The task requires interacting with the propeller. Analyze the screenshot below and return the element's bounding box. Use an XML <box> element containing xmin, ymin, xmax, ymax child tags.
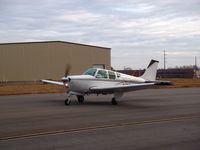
<box><xmin>64</xmin><ymin>64</ymin><xmax>71</xmax><ymax>77</ymax></box>
<box><xmin>61</xmin><ymin>64</ymin><xmax>71</xmax><ymax>87</ymax></box>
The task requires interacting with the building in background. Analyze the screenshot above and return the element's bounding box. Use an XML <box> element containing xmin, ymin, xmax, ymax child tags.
<box><xmin>118</xmin><ymin>68</ymin><xmax>196</xmax><ymax>79</ymax></box>
<box><xmin>0</xmin><ymin>41</ymin><xmax>111</xmax><ymax>82</ymax></box>
<box><xmin>157</xmin><ymin>69</ymin><xmax>194</xmax><ymax>78</ymax></box>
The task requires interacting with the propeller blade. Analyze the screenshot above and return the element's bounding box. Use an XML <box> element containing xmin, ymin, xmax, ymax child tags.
<box><xmin>64</xmin><ymin>64</ymin><xmax>71</xmax><ymax>77</ymax></box>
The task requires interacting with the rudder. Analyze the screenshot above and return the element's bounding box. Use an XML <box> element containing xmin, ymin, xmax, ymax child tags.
<box><xmin>140</xmin><ymin>59</ymin><xmax>159</xmax><ymax>81</ymax></box>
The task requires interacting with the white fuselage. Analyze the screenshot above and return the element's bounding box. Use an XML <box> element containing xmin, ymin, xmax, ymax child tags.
<box><xmin>41</xmin><ymin>59</ymin><xmax>160</xmax><ymax>105</ymax></box>
<box><xmin>65</xmin><ymin>68</ymin><xmax>146</xmax><ymax>95</ymax></box>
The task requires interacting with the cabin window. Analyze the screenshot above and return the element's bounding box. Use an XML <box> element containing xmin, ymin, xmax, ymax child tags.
<box><xmin>117</xmin><ymin>73</ymin><xmax>121</xmax><ymax>78</ymax></box>
<box><xmin>108</xmin><ymin>71</ymin><xmax>116</xmax><ymax>79</ymax></box>
<box><xmin>83</xmin><ymin>68</ymin><xmax>97</xmax><ymax>76</ymax></box>
<box><xmin>96</xmin><ymin>70</ymin><xmax>108</xmax><ymax>79</ymax></box>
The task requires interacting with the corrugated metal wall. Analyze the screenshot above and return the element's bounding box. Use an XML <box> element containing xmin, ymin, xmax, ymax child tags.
<box><xmin>0</xmin><ymin>41</ymin><xmax>111</xmax><ymax>81</ymax></box>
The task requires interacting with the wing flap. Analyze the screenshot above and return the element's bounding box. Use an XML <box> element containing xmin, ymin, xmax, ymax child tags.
<box><xmin>90</xmin><ymin>83</ymin><xmax>155</xmax><ymax>94</ymax></box>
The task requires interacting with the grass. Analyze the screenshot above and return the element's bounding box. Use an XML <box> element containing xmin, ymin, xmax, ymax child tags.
<box><xmin>0</xmin><ymin>78</ymin><xmax>200</xmax><ymax>96</ymax></box>
<box><xmin>160</xmin><ymin>78</ymin><xmax>200</xmax><ymax>88</ymax></box>
<box><xmin>0</xmin><ymin>83</ymin><xmax>66</xmax><ymax>96</ymax></box>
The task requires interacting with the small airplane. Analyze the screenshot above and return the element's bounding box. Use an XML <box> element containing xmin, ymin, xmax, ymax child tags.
<box><xmin>42</xmin><ymin>59</ymin><xmax>171</xmax><ymax>105</ymax></box>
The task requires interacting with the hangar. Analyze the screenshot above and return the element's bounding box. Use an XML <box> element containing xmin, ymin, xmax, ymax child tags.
<box><xmin>0</xmin><ymin>41</ymin><xmax>111</xmax><ymax>82</ymax></box>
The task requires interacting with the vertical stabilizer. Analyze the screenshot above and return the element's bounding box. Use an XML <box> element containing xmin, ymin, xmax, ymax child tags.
<box><xmin>140</xmin><ymin>60</ymin><xmax>159</xmax><ymax>81</ymax></box>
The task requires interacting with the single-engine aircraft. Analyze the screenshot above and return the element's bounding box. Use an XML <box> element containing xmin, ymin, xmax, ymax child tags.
<box><xmin>42</xmin><ymin>59</ymin><xmax>171</xmax><ymax>105</ymax></box>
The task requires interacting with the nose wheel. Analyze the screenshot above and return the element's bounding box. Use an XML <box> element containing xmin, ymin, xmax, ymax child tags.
<box><xmin>111</xmin><ymin>98</ymin><xmax>118</xmax><ymax>105</ymax></box>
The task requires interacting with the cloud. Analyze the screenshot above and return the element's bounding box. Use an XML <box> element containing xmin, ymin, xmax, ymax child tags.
<box><xmin>156</xmin><ymin>51</ymin><xmax>199</xmax><ymax>57</ymax></box>
<box><xmin>114</xmin><ymin>3</ymin><xmax>156</xmax><ymax>13</ymax></box>
<box><xmin>0</xmin><ymin>0</ymin><xmax>200</xmax><ymax>69</ymax></box>
<box><xmin>58</xmin><ymin>10</ymin><xmax>101</xmax><ymax>23</ymax></box>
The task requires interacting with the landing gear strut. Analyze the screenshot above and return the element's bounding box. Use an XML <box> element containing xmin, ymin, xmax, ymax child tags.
<box><xmin>111</xmin><ymin>98</ymin><xmax>118</xmax><ymax>105</ymax></box>
<box><xmin>77</xmin><ymin>95</ymin><xmax>84</xmax><ymax>103</ymax></box>
<box><xmin>65</xmin><ymin>92</ymin><xmax>72</xmax><ymax>106</ymax></box>
<box><xmin>65</xmin><ymin>98</ymin><xmax>71</xmax><ymax>105</ymax></box>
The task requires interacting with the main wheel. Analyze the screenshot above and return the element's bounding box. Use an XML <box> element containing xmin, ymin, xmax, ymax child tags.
<box><xmin>65</xmin><ymin>99</ymin><xmax>71</xmax><ymax>105</ymax></box>
<box><xmin>111</xmin><ymin>98</ymin><xmax>118</xmax><ymax>105</ymax></box>
<box><xmin>77</xmin><ymin>95</ymin><xmax>84</xmax><ymax>103</ymax></box>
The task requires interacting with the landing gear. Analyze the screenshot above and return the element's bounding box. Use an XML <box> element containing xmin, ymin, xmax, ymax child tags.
<box><xmin>65</xmin><ymin>98</ymin><xmax>71</xmax><ymax>105</ymax></box>
<box><xmin>111</xmin><ymin>97</ymin><xmax>118</xmax><ymax>105</ymax></box>
<box><xmin>64</xmin><ymin>92</ymin><xmax>85</xmax><ymax>105</ymax></box>
<box><xmin>77</xmin><ymin>95</ymin><xmax>84</xmax><ymax>103</ymax></box>
<box><xmin>65</xmin><ymin>92</ymin><xmax>72</xmax><ymax>106</ymax></box>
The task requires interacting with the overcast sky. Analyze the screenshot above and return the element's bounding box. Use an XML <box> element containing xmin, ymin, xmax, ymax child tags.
<box><xmin>0</xmin><ymin>0</ymin><xmax>200</xmax><ymax>69</ymax></box>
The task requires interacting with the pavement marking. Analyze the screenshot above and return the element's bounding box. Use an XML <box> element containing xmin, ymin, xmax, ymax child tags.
<box><xmin>1</xmin><ymin>115</ymin><xmax>200</xmax><ymax>141</ymax></box>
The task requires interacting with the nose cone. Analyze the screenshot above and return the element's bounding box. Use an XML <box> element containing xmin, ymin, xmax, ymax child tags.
<box><xmin>61</xmin><ymin>77</ymin><xmax>68</xmax><ymax>81</ymax></box>
<box><xmin>61</xmin><ymin>77</ymin><xmax>71</xmax><ymax>82</ymax></box>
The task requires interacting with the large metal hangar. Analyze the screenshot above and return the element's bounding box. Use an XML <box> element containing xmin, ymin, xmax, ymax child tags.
<box><xmin>0</xmin><ymin>41</ymin><xmax>111</xmax><ymax>82</ymax></box>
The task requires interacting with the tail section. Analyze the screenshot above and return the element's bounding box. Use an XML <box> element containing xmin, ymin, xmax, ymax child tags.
<box><xmin>140</xmin><ymin>59</ymin><xmax>159</xmax><ymax>81</ymax></box>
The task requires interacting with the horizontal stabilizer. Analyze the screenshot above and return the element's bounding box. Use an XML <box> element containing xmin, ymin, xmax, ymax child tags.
<box><xmin>154</xmin><ymin>80</ymin><xmax>173</xmax><ymax>86</ymax></box>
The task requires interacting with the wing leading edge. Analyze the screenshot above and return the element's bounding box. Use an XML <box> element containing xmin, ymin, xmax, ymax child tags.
<box><xmin>41</xmin><ymin>79</ymin><xmax>68</xmax><ymax>87</ymax></box>
<box><xmin>90</xmin><ymin>83</ymin><xmax>155</xmax><ymax>94</ymax></box>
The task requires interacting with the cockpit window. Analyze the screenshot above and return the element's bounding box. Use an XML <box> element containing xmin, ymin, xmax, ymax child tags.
<box><xmin>83</xmin><ymin>68</ymin><xmax>97</xmax><ymax>76</ymax></box>
<box><xmin>108</xmin><ymin>71</ymin><xmax>116</xmax><ymax>79</ymax></box>
<box><xmin>96</xmin><ymin>70</ymin><xmax>108</xmax><ymax>79</ymax></box>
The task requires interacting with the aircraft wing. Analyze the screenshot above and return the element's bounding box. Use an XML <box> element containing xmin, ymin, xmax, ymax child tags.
<box><xmin>90</xmin><ymin>83</ymin><xmax>155</xmax><ymax>94</ymax></box>
<box><xmin>41</xmin><ymin>79</ymin><xmax>68</xmax><ymax>87</ymax></box>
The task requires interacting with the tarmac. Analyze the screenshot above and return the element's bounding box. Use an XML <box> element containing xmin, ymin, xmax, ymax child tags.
<box><xmin>0</xmin><ymin>88</ymin><xmax>200</xmax><ymax>150</ymax></box>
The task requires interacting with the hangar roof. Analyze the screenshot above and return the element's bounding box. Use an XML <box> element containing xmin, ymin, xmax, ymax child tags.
<box><xmin>0</xmin><ymin>41</ymin><xmax>111</xmax><ymax>50</ymax></box>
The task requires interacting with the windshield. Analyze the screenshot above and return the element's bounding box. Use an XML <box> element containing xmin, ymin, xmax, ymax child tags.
<box><xmin>83</xmin><ymin>68</ymin><xmax>97</xmax><ymax>76</ymax></box>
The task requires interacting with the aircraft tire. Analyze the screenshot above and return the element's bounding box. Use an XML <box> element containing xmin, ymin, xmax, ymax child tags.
<box><xmin>111</xmin><ymin>98</ymin><xmax>118</xmax><ymax>105</ymax></box>
<box><xmin>77</xmin><ymin>95</ymin><xmax>84</xmax><ymax>103</ymax></box>
<box><xmin>65</xmin><ymin>99</ymin><xmax>71</xmax><ymax>105</ymax></box>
